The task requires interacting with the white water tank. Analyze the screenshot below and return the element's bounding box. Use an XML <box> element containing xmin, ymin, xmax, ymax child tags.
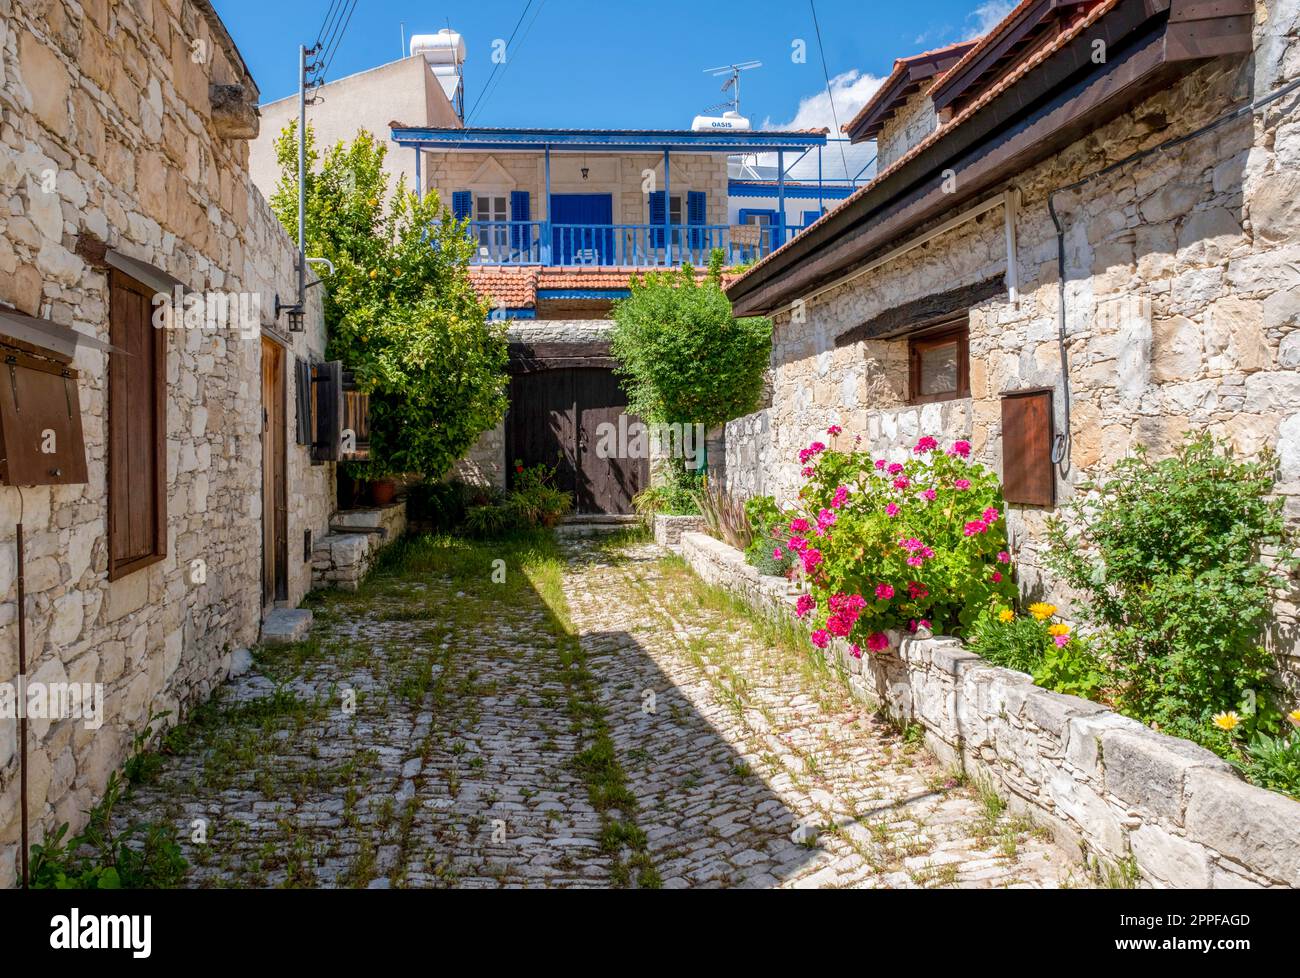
<box><xmin>410</xmin><ymin>29</ymin><xmax>465</xmax><ymax>65</ymax></box>
<box><xmin>691</xmin><ymin>110</ymin><xmax>751</xmax><ymax>132</ymax></box>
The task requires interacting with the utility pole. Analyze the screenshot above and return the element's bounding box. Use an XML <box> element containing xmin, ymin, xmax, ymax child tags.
<box><xmin>279</xmin><ymin>42</ymin><xmax>322</xmax><ymax>330</ymax></box>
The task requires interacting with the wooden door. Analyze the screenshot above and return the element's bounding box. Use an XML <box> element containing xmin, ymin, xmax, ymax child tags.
<box><xmin>508</xmin><ymin>367</ymin><xmax>646</xmax><ymax>515</ymax></box>
<box><xmin>261</xmin><ymin>338</ymin><xmax>287</xmax><ymax>605</ymax></box>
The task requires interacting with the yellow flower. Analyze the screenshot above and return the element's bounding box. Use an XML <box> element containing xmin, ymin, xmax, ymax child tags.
<box><xmin>998</xmin><ymin>609</ymin><xmax>1015</xmax><ymax>624</ymax></box>
<box><xmin>1288</xmin><ymin>709</ymin><xmax>1300</xmax><ymax>727</ymax></box>
<box><xmin>1047</xmin><ymin>623</ymin><xmax>1071</xmax><ymax>637</ymax></box>
<box><xmin>1212</xmin><ymin>711</ymin><xmax>1241</xmax><ymax>732</ymax></box>
<box><xmin>1028</xmin><ymin>602</ymin><xmax>1056</xmax><ymax>622</ymax></box>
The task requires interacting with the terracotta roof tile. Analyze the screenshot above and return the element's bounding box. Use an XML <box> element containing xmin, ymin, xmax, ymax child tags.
<box><xmin>732</xmin><ymin>0</ymin><xmax>1123</xmax><ymax>290</ymax></box>
<box><xmin>469</xmin><ymin>265</ymin><xmax>743</xmax><ymax>310</ymax></box>
<box><xmin>842</xmin><ymin>40</ymin><xmax>979</xmax><ymax>137</ymax></box>
<box><xmin>467</xmin><ymin>267</ymin><xmax>538</xmax><ymax>308</ymax></box>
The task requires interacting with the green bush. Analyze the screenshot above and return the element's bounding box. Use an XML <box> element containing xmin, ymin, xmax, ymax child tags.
<box><xmin>611</xmin><ymin>254</ymin><xmax>771</xmax><ymax>431</ymax></box>
<box><xmin>1044</xmin><ymin>433</ymin><xmax>1295</xmax><ymax>749</ymax></box>
<box><xmin>743</xmin><ymin>495</ymin><xmax>795</xmax><ymax>576</ymax></box>
<box><xmin>271</xmin><ymin>125</ymin><xmax>508</xmax><ymax>480</ymax></box>
<box><xmin>968</xmin><ymin>605</ymin><xmax>1110</xmax><ymax>701</ymax></box>
<box><xmin>30</xmin><ymin>773</ymin><xmax>187</xmax><ymax>889</ymax></box>
<box><xmin>464</xmin><ymin>463</ymin><xmax>572</xmax><ymax>537</ymax></box>
<box><xmin>633</xmin><ymin>467</ymin><xmax>703</xmax><ymax>517</ymax></box>
<box><xmin>1232</xmin><ymin>729</ymin><xmax>1300</xmax><ymax>800</ymax></box>
<box><xmin>406</xmin><ymin>479</ymin><xmax>493</xmax><ymax>531</ymax></box>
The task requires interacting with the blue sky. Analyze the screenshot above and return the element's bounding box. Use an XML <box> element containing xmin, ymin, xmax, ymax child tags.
<box><xmin>213</xmin><ymin>0</ymin><xmax>1012</xmax><ymax>179</ymax></box>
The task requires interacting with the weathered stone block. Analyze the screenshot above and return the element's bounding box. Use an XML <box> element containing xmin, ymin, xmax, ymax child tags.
<box><xmin>1184</xmin><ymin>770</ymin><xmax>1300</xmax><ymax>886</ymax></box>
<box><xmin>1129</xmin><ymin>824</ymin><xmax>1213</xmax><ymax>888</ymax></box>
<box><xmin>1101</xmin><ymin>728</ymin><xmax>1232</xmax><ymax>824</ymax></box>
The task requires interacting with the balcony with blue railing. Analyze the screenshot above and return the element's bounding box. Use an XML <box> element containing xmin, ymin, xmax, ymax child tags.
<box><xmin>460</xmin><ymin>220</ymin><xmax>794</xmax><ymax>267</ymax></box>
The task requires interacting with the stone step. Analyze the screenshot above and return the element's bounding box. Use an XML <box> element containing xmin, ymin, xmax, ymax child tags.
<box><xmin>555</xmin><ymin>519</ymin><xmax>642</xmax><ymax>538</ymax></box>
<box><xmin>261</xmin><ymin>608</ymin><xmax>313</xmax><ymax>646</ymax></box>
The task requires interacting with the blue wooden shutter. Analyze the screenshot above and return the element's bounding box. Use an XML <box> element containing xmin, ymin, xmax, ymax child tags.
<box><xmin>451</xmin><ymin>190</ymin><xmax>472</xmax><ymax>221</ymax></box>
<box><xmin>510</xmin><ymin>190</ymin><xmax>530</xmax><ymax>253</ymax></box>
<box><xmin>649</xmin><ymin>191</ymin><xmax>666</xmax><ymax>247</ymax></box>
<box><xmin>687</xmin><ymin>191</ymin><xmax>706</xmax><ymax>249</ymax></box>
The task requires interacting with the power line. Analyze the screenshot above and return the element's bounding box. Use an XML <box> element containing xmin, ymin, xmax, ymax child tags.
<box><xmin>319</xmin><ymin>0</ymin><xmax>359</xmax><ymax>85</ymax></box>
<box><xmin>465</xmin><ymin>0</ymin><xmax>536</xmax><ymax>125</ymax></box>
<box><xmin>314</xmin><ymin>0</ymin><xmax>345</xmax><ymax>51</ymax></box>
<box><xmin>809</xmin><ymin>0</ymin><xmax>850</xmax><ymax>181</ymax></box>
<box><xmin>469</xmin><ymin>0</ymin><xmax>547</xmax><ymax>125</ymax></box>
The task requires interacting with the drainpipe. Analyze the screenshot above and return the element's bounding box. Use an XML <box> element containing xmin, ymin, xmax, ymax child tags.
<box><xmin>1044</xmin><ymin>70</ymin><xmax>1300</xmax><ymax>470</ymax></box>
<box><xmin>16</xmin><ymin>515</ymin><xmax>27</xmax><ymax>889</ymax></box>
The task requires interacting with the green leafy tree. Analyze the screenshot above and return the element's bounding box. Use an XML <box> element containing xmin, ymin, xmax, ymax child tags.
<box><xmin>270</xmin><ymin>124</ymin><xmax>508</xmax><ymax>479</ymax></box>
<box><xmin>610</xmin><ymin>253</ymin><xmax>771</xmax><ymax>433</ymax></box>
<box><xmin>1044</xmin><ymin>433</ymin><xmax>1296</xmax><ymax>749</ymax></box>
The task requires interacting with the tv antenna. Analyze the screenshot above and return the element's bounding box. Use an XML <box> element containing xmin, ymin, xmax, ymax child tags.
<box><xmin>702</xmin><ymin>60</ymin><xmax>762</xmax><ymax>116</ymax></box>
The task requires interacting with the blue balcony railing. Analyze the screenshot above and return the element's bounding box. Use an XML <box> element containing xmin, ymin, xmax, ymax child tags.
<box><xmin>458</xmin><ymin>220</ymin><xmax>796</xmax><ymax>267</ymax></box>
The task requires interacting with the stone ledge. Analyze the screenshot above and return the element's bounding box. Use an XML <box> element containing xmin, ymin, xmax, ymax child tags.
<box><xmin>312</xmin><ymin>502</ymin><xmax>408</xmax><ymax>592</ymax></box>
<box><xmin>653</xmin><ymin>514</ymin><xmax>707</xmax><ymax>547</ymax></box>
<box><xmin>677</xmin><ymin>530</ymin><xmax>1300</xmax><ymax>889</ymax></box>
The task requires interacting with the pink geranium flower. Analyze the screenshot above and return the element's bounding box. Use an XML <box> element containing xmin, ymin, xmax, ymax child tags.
<box><xmin>827</xmin><ymin>425</ymin><xmax>842</xmax><ymax>436</ymax></box>
<box><xmin>953</xmin><ymin>479</ymin><xmax>971</xmax><ymax>490</ymax></box>
<box><xmin>997</xmin><ymin>551</ymin><xmax>1010</xmax><ymax>564</ymax></box>
<box><xmin>816</xmin><ymin>508</ymin><xmax>837</xmax><ymax>534</ymax></box>
<box><xmin>991</xmin><ymin>571</ymin><xmax>1003</xmax><ymax>583</ymax></box>
<box><xmin>887</xmin><ymin>462</ymin><xmax>904</xmax><ymax>475</ymax></box>
<box><xmin>810</xmin><ymin>629</ymin><xmax>829</xmax><ymax>649</ymax></box>
<box><xmin>983</xmin><ymin>507</ymin><xmax>1000</xmax><ymax>523</ymax></box>
<box><xmin>801</xmin><ymin>466</ymin><xmax>814</xmax><ymax>477</ymax></box>
<box><xmin>893</xmin><ymin>476</ymin><xmax>911</xmax><ymax>490</ymax></box>
<box><xmin>949</xmin><ymin>440</ymin><xmax>971</xmax><ymax>458</ymax></box>
<box><xmin>1054</xmin><ymin>634</ymin><xmax>1070</xmax><ymax>648</ymax></box>
<box><xmin>907</xmin><ymin>581</ymin><xmax>929</xmax><ymax>600</ymax></box>
<box><xmin>831</xmin><ymin>485</ymin><xmax>849</xmax><ymax>509</ymax></box>
<box><xmin>790</xmin><ymin>517</ymin><xmax>810</xmax><ymax>533</ymax></box>
<box><xmin>885</xmin><ymin>503</ymin><xmax>900</xmax><ymax>517</ymax></box>
<box><xmin>788</xmin><ymin>536</ymin><xmax>808</xmax><ymax>552</ymax></box>
<box><xmin>908</xmin><ymin>619</ymin><xmax>932</xmax><ymax>633</ymax></box>
<box><xmin>866</xmin><ymin>632</ymin><xmax>889</xmax><ymax>652</ymax></box>
<box><xmin>963</xmin><ymin>520</ymin><xmax>988</xmax><ymax>537</ymax></box>
<box><xmin>795</xmin><ymin>593</ymin><xmax>816</xmax><ymax>618</ymax></box>
<box><xmin>798</xmin><ymin>441</ymin><xmax>827</xmax><ymax>464</ymax></box>
<box><xmin>772</xmin><ymin>547</ymin><xmax>784</xmax><ymax>560</ymax></box>
<box><xmin>921</xmin><ymin>488</ymin><xmax>936</xmax><ymax>501</ymax></box>
<box><xmin>875</xmin><ymin>583</ymin><xmax>894</xmax><ymax>601</ymax></box>
<box><xmin>914</xmin><ymin>436</ymin><xmax>938</xmax><ymax>454</ymax></box>
<box><xmin>874</xmin><ymin>459</ymin><xmax>886</xmax><ymax>470</ymax></box>
<box><xmin>801</xmin><ymin>548</ymin><xmax>823</xmax><ymax>572</ymax></box>
<box><xmin>849</xmin><ymin>644</ymin><xmax>862</xmax><ymax>659</ymax></box>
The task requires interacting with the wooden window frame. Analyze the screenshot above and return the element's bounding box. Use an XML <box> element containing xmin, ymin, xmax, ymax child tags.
<box><xmin>108</xmin><ymin>269</ymin><xmax>167</xmax><ymax>581</ymax></box>
<box><xmin>907</xmin><ymin>319</ymin><xmax>970</xmax><ymax>405</ymax></box>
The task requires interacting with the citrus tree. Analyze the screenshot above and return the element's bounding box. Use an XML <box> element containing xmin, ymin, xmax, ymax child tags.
<box><xmin>270</xmin><ymin>124</ymin><xmax>507</xmax><ymax>479</ymax></box>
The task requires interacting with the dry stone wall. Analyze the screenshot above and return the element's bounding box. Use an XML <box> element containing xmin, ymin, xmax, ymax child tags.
<box><xmin>0</xmin><ymin>0</ymin><xmax>333</xmax><ymax>887</ymax></box>
<box><xmin>680</xmin><ymin>530</ymin><xmax>1300</xmax><ymax>888</ymax></box>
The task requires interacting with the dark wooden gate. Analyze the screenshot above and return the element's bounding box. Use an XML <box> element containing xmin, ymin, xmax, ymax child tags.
<box><xmin>508</xmin><ymin>366</ymin><xmax>647</xmax><ymax>514</ymax></box>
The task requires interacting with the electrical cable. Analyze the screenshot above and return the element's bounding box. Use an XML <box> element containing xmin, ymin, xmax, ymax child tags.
<box><xmin>465</xmin><ymin>0</ymin><xmax>536</xmax><ymax>125</ymax></box>
<box><xmin>809</xmin><ymin>0</ymin><xmax>850</xmax><ymax>181</ymax></box>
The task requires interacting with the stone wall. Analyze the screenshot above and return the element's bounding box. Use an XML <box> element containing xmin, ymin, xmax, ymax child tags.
<box><xmin>679</xmin><ymin>530</ymin><xmax>1300</xmax><ymax>888</ymax></box>
<box><xmin>876</xmin><ymin>84</ymin><xmax>937</xmax><ymax>171</ymax></box>
<box><xmin>311</xmin><ymin>501</ymin><xmax>407</xmax><ymax>591</ymax></box>
<box><xmin>727</xmin><ymin>8</ymin><xmax>1300</xmax><ymax>680</ymax></box>
<box><xmin>0</xmin><ymin>0</ymin><xmax>333</xmax><ymax>887</ymax></box>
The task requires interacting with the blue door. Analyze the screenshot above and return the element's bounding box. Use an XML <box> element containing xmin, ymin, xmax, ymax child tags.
<box><xmin>551</xmin><ymin>193</ymin><xmax>614</xmax><ymax>265</ymax></box>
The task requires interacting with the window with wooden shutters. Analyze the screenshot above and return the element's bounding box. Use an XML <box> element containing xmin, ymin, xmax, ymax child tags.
<box><xmin>1001</xmin><ymin>388</ymin><xmax>1056</xmax><ymax>507</ymax></box>
<box><xmin>108</xmin><ymin>269</ymin><xmax>167</xmax><ymax>579</ymax></box>
<box><xmin>908</xmin><ymin>319</ymin><xmax>969</xmax><ymax>404</ymax></box>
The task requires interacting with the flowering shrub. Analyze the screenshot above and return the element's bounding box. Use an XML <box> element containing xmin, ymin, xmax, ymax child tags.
<box><xmin>968</xmin><ymin>603</ymin><xmax>1109</xmax><ymax>701</ymax></box>
<box><xmin>785</xmin><ymin>432</ymin><xmax>1016</xmax><ymax>653</ymax></box>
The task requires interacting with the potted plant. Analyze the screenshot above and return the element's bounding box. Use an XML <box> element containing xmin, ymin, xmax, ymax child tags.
<box><xmin>368</xmin><ymin>476</ymin><xmax>397</xmax><ymax>506</ymax></box>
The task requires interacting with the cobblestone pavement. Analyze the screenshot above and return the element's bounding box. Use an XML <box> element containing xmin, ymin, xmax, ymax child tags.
<box><xmin>112</xmin><ymin>534</ymin><xmax>1082</xmax><ymax>888</ymax></box>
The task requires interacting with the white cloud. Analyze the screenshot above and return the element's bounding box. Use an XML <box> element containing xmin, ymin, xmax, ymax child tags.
<box><xmin>759</xmin><ymin>69</ymin><xmax>886</xmax><ymax>181</ymax></box>
<box><xmin>963</xmin><ymin>0</ymin><xmax>1016</xmax><ymax>40</ymax></box>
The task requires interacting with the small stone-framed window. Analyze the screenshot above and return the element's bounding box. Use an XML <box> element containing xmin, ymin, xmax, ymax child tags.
<box><xmin>908</xmin><ymin>318</ymin><xmax>969</xmax><ymax>404</ymax></box>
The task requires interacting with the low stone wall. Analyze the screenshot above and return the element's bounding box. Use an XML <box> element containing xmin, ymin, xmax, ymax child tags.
<box><xmin>652</xmin><ymin>514</ymin><xmax>707</xmax><ymax>548</ymax></box>
<box><xmin>678</xmin><ymin>530</ymin><xmax>1300</xmax><ymax>888</ymax></box>
<box><xmin>311</xmin><ymin>502</ymin><xmax>408</xmax><ymax>592</ymax></box>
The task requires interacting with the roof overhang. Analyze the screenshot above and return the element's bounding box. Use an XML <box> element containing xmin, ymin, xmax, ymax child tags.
<box><xmin>727</xmin><ymin>0</ymin><xmax>1252</xmax><ymax>317</ymax></box>
<box><xmin>389</xmin><ymin>126</ymin><xmax>827</xmax><ymax>154</ymax></box>
<box><xmin>729</xmin><ymin>180</ymin><xmax>859</xmax><ymax>199</ymax></box>
<box><xmin>844</xmin><ymin>42</ymin><xmax>977</xmax><ymax>143</ymax></box>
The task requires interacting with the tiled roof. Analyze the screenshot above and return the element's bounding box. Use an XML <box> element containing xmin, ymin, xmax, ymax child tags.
<box><xmin>468</xmin><ymin>266</ymin><xmax>742</xmax><ymax>309</ymax></box>
<box><xmin>929</xmin><ymin>0</ymin><xmax>1047</xmax><ymax>100</ymax></box>
<box><xmin>730</xmin><ymin>0</ymin><xmax>1123</xmax><ymax>289</ymax></box>
<box><xmin>842</xmin><ymin>40</ymin><xmax>978</xmax><ymax>137</ymax></box>
<box><xmin>467</xmin><ymin>267</ymin><xmax>538</xmax><ymax>308</ymax></box>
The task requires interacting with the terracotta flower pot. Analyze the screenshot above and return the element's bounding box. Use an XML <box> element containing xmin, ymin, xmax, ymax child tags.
<box><xmin>369</xmin><ymin>478</ymin><xmax>397</xmax><ymax>506</ymax></box>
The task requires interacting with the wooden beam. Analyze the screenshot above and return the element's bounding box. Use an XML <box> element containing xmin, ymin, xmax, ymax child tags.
<box><xmin>835</xmin><ymin>277</ymin><xmax>1006</xmax><ymax>345</ymax></box>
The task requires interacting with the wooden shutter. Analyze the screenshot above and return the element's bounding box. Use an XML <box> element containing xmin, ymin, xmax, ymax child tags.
<box><xmin>312</xmin><ymin>360</ymin><xmax>343</xmax><ymax>462</ymax></box>
<box><xmin>1001</xmin><ymin>388</ymin><xmax>1055</xmax><ymax>507</ymax></box>
<box><xmin>108</xmin><ymin>269</ymin><xmax>167</xmax><ymax>579</ymax></box>
<box><xmin>294</xmin><ymin>356</ymin><xmax>312</xmax><ymax>446</ymax></box>
<box><xmin>510</xmin><ymin>190</ymin><xmax>530</xmax><ymax>253</ymax></box>
<box><xmin>0</xmin><ymin>351</ymin><xmax>88</xmax><ymax>487</ymax></box>
<box><xmin>451</xmin><ymin>190</ymin><xmax>472</xmax><ymax>221</ymax></box>
<box><xmin>649</xmin><ymin>191</ymin><xmax>666</xmax><ymax>247</ymax></box>
<box><xmin>687</xmin><ymin>190</ymin><xmax>706</xmax><ymax>249</ymax></box>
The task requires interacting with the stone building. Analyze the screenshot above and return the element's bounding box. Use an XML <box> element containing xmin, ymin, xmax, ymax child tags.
<box><xmin>723</xmin><ymin>0</ymin><xmax>1300</xmax><ymax>679</ymax></box>
<box><xmin>0</xmin><ymin>0</ymin><xmax>338</xmax><ymax>887</ymax></box>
